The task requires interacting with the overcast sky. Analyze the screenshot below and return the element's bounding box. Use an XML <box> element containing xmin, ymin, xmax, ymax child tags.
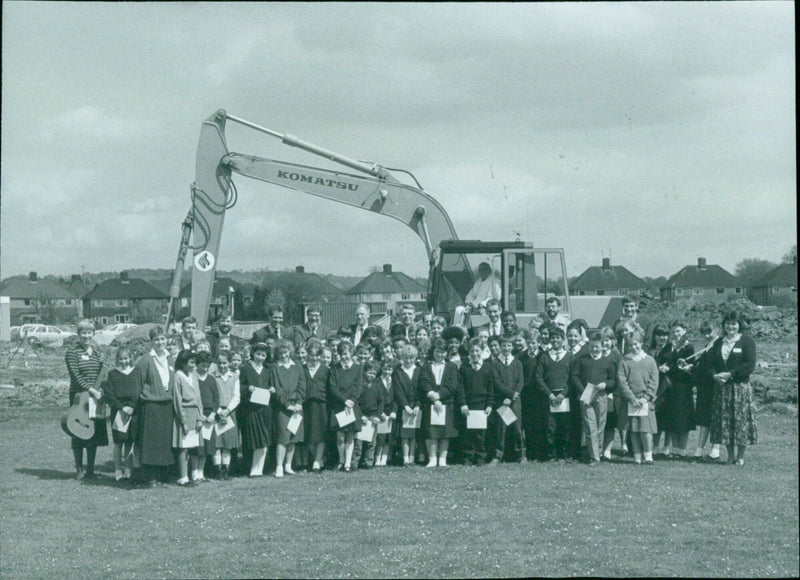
<box><xmin>1</xmin><ymin>2</ymin><xmax>795</xmax><ymax>281</ymax></box>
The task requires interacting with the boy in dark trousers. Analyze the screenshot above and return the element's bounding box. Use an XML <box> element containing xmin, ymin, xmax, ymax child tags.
<box><xmin>535</xmin><ymin>327</ymin><xmax>574</xmax><ymax>461</ymax></box>
<box><xmin>457</xmin><ymin>338</ymin><xmax>495</xmax><ymax>466</ymax></box>
<box><xmin>356</xmin><ymin>360</ymin><xmax>384</xmax><ymax>469</ymax></box>
<box><xmin>488</xmin><ymin>335</ymin><xmax>525</xmax><ymax>465</ymax></box>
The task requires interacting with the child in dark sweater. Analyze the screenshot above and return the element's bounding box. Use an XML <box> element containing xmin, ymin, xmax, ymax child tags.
<box><xmin>571</xmin><ymin>332</ymin><xmax>616</xmax><ymax>464</ymax></box>
<box><xmin>535</xmin><ymin>327</ymin><xmax>574</xmax><ymax>460</ymax></box>
<box><xmin>357</xmin><ymin>360</ymin><xmax>384</xmax><ymax>468</ymax></box>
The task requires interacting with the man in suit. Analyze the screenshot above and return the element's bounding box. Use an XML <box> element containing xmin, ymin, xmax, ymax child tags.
<box><xmin>349</xmin><ymin>303</ymin><xmax>372</xmax><ymax>347</ymax></box>
<box><xmin>206</xmin><ymin>313</ymin><xmax>246</xmax><ymax>356</ymax></box>
<box><xmin>250</xmin><ymin>305</ymin><xmax>292</xmax><ymax>345</ymax></box>
<box><xmin>476</xmin><ymin>299</ymin><xmax>504</xmax><ymax>338</ymax></box>
<box><xmin>390</xmin><ymin>303</ymin><xmax>417</xmax><ymax>342</ymax></box>
<box><xmin>292</xmin><ymin>305</ymin><xmax>330</xmax><ymax>346</ymax></box>
<box><xmin>615</xmin><ymin>295</ymin><xmax>654</xmax><ymax>349</ymax></box>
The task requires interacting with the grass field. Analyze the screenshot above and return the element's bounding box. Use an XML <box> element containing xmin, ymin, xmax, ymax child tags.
<box><xmin>1</xmin><ymin>406</ymin><xmax>797</xmax><ymax>578</ymax></box>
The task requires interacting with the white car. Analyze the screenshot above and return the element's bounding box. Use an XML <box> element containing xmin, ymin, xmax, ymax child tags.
<box><xmin>93</xmin><ymin>323</ymin><xmax>139</xmax><ymax>345</ymax></box>
<box><xmin>24</xmin><ymin>325</ymin><xmax>76</xmax><ymax>347</ymax></box>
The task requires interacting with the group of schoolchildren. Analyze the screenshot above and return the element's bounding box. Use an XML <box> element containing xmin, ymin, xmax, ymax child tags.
<box><xmin>80</xmin><ymin>294</ymin><xmax>739</xmax><ymax>486</ymax></box>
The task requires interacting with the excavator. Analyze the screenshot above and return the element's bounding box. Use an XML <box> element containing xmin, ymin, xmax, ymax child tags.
<box><xmin>165</xmin><ymin>110</ymin><xmax>622</xmax><ymax>332</ymax></box>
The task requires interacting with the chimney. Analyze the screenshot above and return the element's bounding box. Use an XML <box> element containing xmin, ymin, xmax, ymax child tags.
<box><xmin>29</xmin><ymin>271</ymin><xmax>38</xmax><ymax>282</ymax></box>
<box><xmin>120</xmin><ymin>271</ymin><xmax>129</xmax><ymax>282</ymax></box>
<box><xmin>295</xmin><ymin>265</ymin><xmax>305</xmax><ymax>274</ymax></box>
<box><xmin>71</xmin><ymin>274</ymin><xmax>82</xmax><ymax>283</ymax></box>
<box><xmin>697</xmin><ymin>257</ymin><xmax>707</xmax><ymax>270</ymax></box>
<box><xmin>383</xmin><ymin>264</ymin><xmax>392</xmax><ymax>275</ymax></box>
<box><xmin>601</xmin><ymin>257</ymin><xmax>611</xmax><ymax>271</ymax></box>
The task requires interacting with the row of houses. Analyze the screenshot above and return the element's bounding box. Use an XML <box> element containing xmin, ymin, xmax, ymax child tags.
<box><xmin>571</xmin><ymin>257</ymin><xmax>796</xmax><ymax>305</ymax></box>
<box><xmin>0</xmin><ymin>264</ymin><xmax>428</xmax><ymax>327</ymax></box>
<box><xmin>1</xmin><ymin>257</ymin><xmax>795</xmax><ymax>327</ymax></box>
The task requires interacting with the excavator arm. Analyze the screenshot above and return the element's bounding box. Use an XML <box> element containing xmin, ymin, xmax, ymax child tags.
<box><xmin>174</xmin><ymin>110</ymin><xmax>461</xmax><ymax>329</ymax></box>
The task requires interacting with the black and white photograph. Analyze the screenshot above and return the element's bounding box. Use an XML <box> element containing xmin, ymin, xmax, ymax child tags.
<box><xmin>0</xmin><ymin>2</ymin><xmax>796</xmax><ymax>578</ymax></box>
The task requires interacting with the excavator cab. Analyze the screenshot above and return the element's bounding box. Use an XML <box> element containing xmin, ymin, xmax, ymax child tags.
<box><xmin>429</xmin><ymin>240</ymin><xmax>571</xmax><ymax>329</ymax></box>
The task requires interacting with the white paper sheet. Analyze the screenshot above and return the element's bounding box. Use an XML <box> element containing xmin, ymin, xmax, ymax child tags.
<box><xmin>335</xmin><ymin>408</ymin><xmax>356</xmax><ymax>427</ymax></box>
<box><xmin>112</xmin><ymin>412</ymin><xmax>131</xmax><ymax>433</ymax></box>
<box><xmin>430</xmin><ymin>405</ymin><xmax>446</xmax><ymax>426</ymax></box>
<box><xmin>377</xmin><ymin>418</ymin><xmax>393</xmax><ymax>434</ymax></box>
<box><xmin>497</xmin><ymin>405</ymin><xmax>517</xmax><ymax>426</ymax></box>
<box><xmin>466</xmin><ymin>410</ymin><xmax>488</xmax><ymax>430</ymax></box>
<box><xmin>402</xmin><ymin>410</ymin><xmax>421</xmax><ymax>429</ymax></box>
<box><xmin>215</xmin><ymin>418</ymin><xmax>235</xmax><ymax>436</ymax></box>
<box><xmin>201</xmin><ymin>422</ymin><xmax>214</xmax><ymax>440</ymax></box>
<box><xmin>287</xmin><ymin>413</ymin><xmax>303</xmax><ymax>435</ymax></box>
<box><xmin>356</xmin><ymin>420</ymin><xmax>376</xmax><ymax>442</ymax></box>
<box><xmin>628</xmin><ymin>402</ymin><xmax>649</xmax><ymax>417</ymax></box>
<box><xmin>250</xmin><ymin>388</ymin><xmax>271</xmax><ymax>406</ymax></box>
<box><xmin>550</xmin><ymin>398</ymin><xmax>570</xmax><ymax>413</ymax></box>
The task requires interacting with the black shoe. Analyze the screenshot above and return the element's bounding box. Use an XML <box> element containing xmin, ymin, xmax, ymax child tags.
<box><xmin>177</xmin><ymin>480</ymin><xmax>197</xmax><ymax>488</ymax></box>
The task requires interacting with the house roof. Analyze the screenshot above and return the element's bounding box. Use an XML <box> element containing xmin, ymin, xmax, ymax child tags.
<box><xmin>0</xmin><ymin>277</ymin><xmax>77</xmax><ymax>300</ymax></box>
<box><xmin>179</xmin><ymin>276</ymin><xmax>241</xmax><ymax>298</ymax></box>
<box><xmin>661</xmin><ymin>264</ymin><xmax>742</xmax><ymax>289</ymax></box>
<box><xmin>570</xmin><ymin>265</ymin><xmax>646</xmax><ymax>291</ymax></box>
<box><xmin>261</xmin><ymin>271</ymin><xmax>343</xmax><ymax>297</ymax></box>
<box><xmin>85</xmin><ymin>277</ymin><xmax>167</xmax><ymax>300</ymax></box>
<box><xmin>752</xmin><ymin>262</ymin><xmax>797</xmax><ymax>288</ymax></box>
<box><xmin>347</xmin><ymin>269</ymin><xmax>426</xmax><ymax>295</ymax></box>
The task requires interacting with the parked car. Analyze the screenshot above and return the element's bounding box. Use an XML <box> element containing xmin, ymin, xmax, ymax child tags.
<box><xmin>93</xmin><ymin>323</ymin><xmax>139</xmax><ymax>346</ymax></box>
<box><xmin>24</xmin><ymin>325</ymin><xmax>77</xmax><ymax>347</ymax></box>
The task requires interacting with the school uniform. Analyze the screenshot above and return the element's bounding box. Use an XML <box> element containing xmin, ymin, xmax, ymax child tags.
<box><xmin>527</xmin><ymin>349</ymin><xmax>550</xmax><ymax>461</ymax></box>
<box><xmin>456</xmin><ymin>360</ymin><xmax>495</xmax><ymax>465</ymax></box>
<box><xmin>603</xmin><ymin>349</ymin><xmax>623</xmax><ymax>434</ymax></box>
<box><xmin>375</xmin><ymin>375</ymin><xmax>398</xmax><ymax>451</ymax></box>
<box><xmin>102</xmin><ymin>368</ymin><xmax>142</xmax><ymax>445</ymax></box>
<box><xmin>213</xmin><ymin>370</ymin><xmax>240</xmax><ymax>450</ymax></box>
<box><xmin>357</xmin><ymin>378</ymin><xmax>385</xmax><ymax>467</ymax></box>
<box><xmin>418</xmin><ymin>361</ymin><xmax>459</xmax><ymax>439</ymax></box>
<box><xmin>488</xmin><ymin>354</ymin><xmax>524</xmax><ymax>462</ymax></box>
<box><xmin>535</xmin><ymin>349</ymin><xmax>574</xmax><ymax>459</ymax></box>
<box><xmin>570</xmin><ymin>354</ymin><xmax>616</xmax><ymax>462</ymax></box>
<box><xmin>568</xmin><ymin>343</ymin><xmax>590</xmax><ymax>459</ymax></box>
<box><xmin>393</xmin><ymin>364</ymin><xmax>421</xmax><ymax>439</ymax></box>
<box><xmin>617</xmin><ymin>353</ymin><xmax>659</xmax><ymax>433</ymax></box>
<box><xmin>173</xmin><ymin>371</ymin><xmax>203</xmax><ymax>448</ymax></box>
<box><xmin>303</xmin><ymin>363</ymin><xmax>330</xmax><ymax>446</ymax></box>
<box><xmin>196</xmin><ymin>373</ymin><xmax>220</xmax><ymax>455</ymax></box>
<box><xmin>664</xmin><ymin>340</ymin><xmax>696</xmax><ymax>434</ymax></box>
<box><xmin>238</xmin><ymin>362</ymin><xmax>273</xmax><ymax>450</ymax></box>
<box><xmin>270</xmin><ymin>360</ymin><xmax>307</xmax><ymax>445</ymax></box>
<box><xmin>654</xmin><ymin>344</ymin><xmax>674</xmax><ymax>432</ymax></box>
<box><xmin>135</xmin><ymin>351</ymin><xmax>174</xmax><ymax>467</ymax></box>
<box><xmin>327</xmin><ymin>362</ymin><xmax>364</xmax><ymax>433</ymax></box>
<box><xmin>691</xmin><ymin>343</ymin><xmax>716</xmax><ymax>428</ymax></box>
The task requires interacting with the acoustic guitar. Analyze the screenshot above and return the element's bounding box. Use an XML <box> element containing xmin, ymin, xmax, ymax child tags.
<box><xmin>60</xmin><ymin>349</ymin><xmax>109</xmax><ymax>440</ymax></box>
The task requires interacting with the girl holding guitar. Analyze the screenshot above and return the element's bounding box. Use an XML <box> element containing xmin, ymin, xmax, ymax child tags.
<box><xmin>64</xmin><ymin>319</ymin><xmax>108</xmax><ymax>479</ymax></box>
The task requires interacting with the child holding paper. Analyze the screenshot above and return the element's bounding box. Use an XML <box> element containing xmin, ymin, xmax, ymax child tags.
<box><xmin>327</xmin><ymin>340</ymin><xmax>364</xmax><ymax>472</ymax></box>
<box><xmin>487</xmin><ymin>335</ymin><xmax>524</xmax><ymax>465</ymax></box>
<box><xmin>600</xmin><ymin>326</ymin><xmax>623</xmax><ymax>460</ymax></box>
<box><xmin>356</xmin><ymin>360</ymin><xmax>384</xmax><ymax>468</ymax></box>
<box><xmin>571</xmin><ymin>332</ymin><xmax>616</xmax><ymax>465</ymax></box>
<box><xmin>457</xmin><ymin>338</ymin><xmax>494</xmax><ymax>466</ymax></box>
<box><xmin>212</xmin><ymin>351</ymin><xmax>239</xmax><ymax>480</ymax></box>
<box><xmin>270</xmin><ymin>339</ymin><xmax>307</xmax><ymax>478</ymax></box>
<box><xmin>535</xmin><ymin>327</ymin><xmax>574</xmax><ymax>461</ymax></box>
<box><xmin>374</xmin><ymin>359</ymin><xmax>397</xmax><ymax>467</ymax></box>
<box><xmin>418</xmin><ymin>338</ymin><xmax>459</xmax><ymax>467</ymax></box>
<box><xmin>102</xmin><ymin>347</ymin><xmax>142</xmax><ymax>482</ymax></box>
<box><xmin>303</xmin><ymin>340</ymin><xmax>330</xmax><ymax>473</ymax></box>
<box><xmin>194</xmin><ymin>351</ymin><xmax>219</xmax><ymax>482</ymax></box>
<box><xmin>239</xmin><ymin>342</ymin><xmax>275</xmax><ymax>477</ymax></box>
<box><xmin>617</xmin><ymin>330</ymin><xmax>659</xmax><ymax>464</ymax></box>
<box><xmin>393</xmin><ymin>344</ymin><xmax>421</xmax><ymax>466</ymax></box>
<box><xmin>172</xmin><ymin>350</ymin><xmax>203</xmax><ymax>486</ymax></box>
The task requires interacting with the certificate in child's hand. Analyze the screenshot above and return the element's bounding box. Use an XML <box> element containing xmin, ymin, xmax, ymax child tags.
<box><xmin>430</xmin><ymin>405</ymin><xmax>446</xmax><ymax>426</ymax></box>
<box><xmin>112</xmin><ymin>412</ymin><xmax>131</xmax><ymax>433</ymax></box>
<box><xmin>580</xmin><ymin>383</ymin><xmax>599</xmax><ymax>406</ymax></box>
<box><xmin>250</xmin><ymin>388</ymin><xmax>271</xmax><ymax>406</ymax></box>
<box><xmin>335</xmin><ymin>409</ymin><xmax>356</xmax><ymax>428</ymax></box>
<box><xmin>201</xmin><ymin>422</ymin><xmax>215</xmax><ymax>440</ymax></box>
<box><xmin>181</xmin><ymin>429</ymin><xmax>200</xmax><ymax>448</ymax></box>
<box><xmin>356</xmin><ymin>420</ymin><xmax>376</xmax><ymax>442</ymax></box>
<box><xmin>402</xmin><ymin>410</ymin><xmax>421</xmax><ymax>429</ymax></box>
<box><xmin>215</xmin><ymin>418</ymin><xmax>235</xmax><ymax>436</ymax></box>
<box><xmin>287</xmin><ymin>413</ymin><xmax>303</xmax><ymax>435</ymax></box>
<box><xmin>497</xmin><ymin>405</ymin><xmax>517</xmax><ymax>426</ymax></box>
<box><xmin>550</xmin><ymin>398</ymin><xmax>570</xmax><ymax>413</ymax></box>
<box><xmin>466</xmin><ymin>410</ymin><xmax>487</xmax><ymax>430</ymax></box>
<box><xmin>628</xmin><ymin>402</ymin><xmax>649</xmax><ymax>417</ymax></box>
<box><xmin>377</xmin><ymin>418</ymin><xmax>393</xmax><ymax>434</ymax></box>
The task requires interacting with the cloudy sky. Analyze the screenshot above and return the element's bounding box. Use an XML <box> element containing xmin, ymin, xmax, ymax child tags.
<box><xmin>1</xmin><ymin>2</ymin><xmax>795</xmax><ymax>281</ymax></box>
